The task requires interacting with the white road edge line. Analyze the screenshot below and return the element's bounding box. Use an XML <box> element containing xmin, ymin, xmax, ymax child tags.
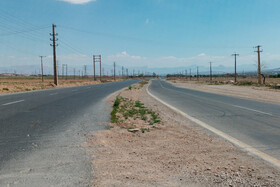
<box><xmin>2</xmin><ymin>99</ymin><xmax>25</xmax><ymax>106</ymax></box>
<box><xmin>146</xmin><ymin>83</ymin><xmax>280</xmax><ymax>169</ymax></box>
<box><xmin>49</xmin><ymin>93</ymin><xmax>58</xmax><ymax>96</ymax></box>
<box><xmin>232</xmin><ymin>104</ymin><xmax>273</xmax><ymax>116</ymax></box>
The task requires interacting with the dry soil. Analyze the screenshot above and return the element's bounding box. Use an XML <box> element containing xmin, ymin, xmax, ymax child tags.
<box><xmin>87</xmin><ymin>81</ymin><xmax>280</xmax><ymax>186</ymax></box>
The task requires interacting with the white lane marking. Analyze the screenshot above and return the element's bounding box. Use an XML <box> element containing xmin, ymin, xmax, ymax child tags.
<box><xmin>87</xmin><ymin>87</ymin><xmax>91</xmax><ymax>89</ymax></box>
<box><xmin>72</xmin><ymin>89</ymin><xmax>78</xmax><ymax>92</ymax></box>
<box><xmin>49</xmin><ymin>93</ymin><xmax>58</xmax><ymax>96</ymax></box>
<box><xmin>146</xmin><ymin>84</ymin><xmax>280</xmax><ymax>169</ymax></box>
<box><xmin>2</xmin><ymin>99</ymin><xmax>25</xmax><ymax>106</ymax></box>
<box><xmin>232</xmin><ymin>105</ymin><xmax>273</xmax><ymax>116</ymax></box>
<box><xmin>159</xmin><ymin>81</ymin><xmax>273</xmax><ymax>116</ymax></box>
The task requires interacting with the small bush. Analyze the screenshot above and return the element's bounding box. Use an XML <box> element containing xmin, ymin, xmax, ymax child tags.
<box><xmin>2</xmin><ymin>88</ymin><xmax>9</xmax><ymax>91</ymax></box>
<box><xmin>235</xmin><ymin>81</ymin><xmax>253</xmax><ymax>86</ymax></box>
<box><xmin>111</xmin><ymin>96</ymin><xmax>121</xmax><ymax>123</ymax></box>
<box><xmin>135</xmin><ymin>100</ymin><xmax>144</xmax><ymax>108</ymax></box>
<box><xmin>141</xmin><ymin>128</ymin><xmax>150</xmax><ymax>133</ymax></box>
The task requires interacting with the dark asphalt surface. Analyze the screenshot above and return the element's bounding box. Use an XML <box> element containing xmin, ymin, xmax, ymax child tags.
<box><xmin>148</xmin><ymin>79</ymin><xmax>280</xmax><ymax>160</ymax></box>
<box><xmin>0</xmin><ymin>80</ymin><xmax>139</xmax><ymax>168</ymax></box>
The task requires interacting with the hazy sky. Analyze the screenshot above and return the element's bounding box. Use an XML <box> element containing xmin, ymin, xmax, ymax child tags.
<box><xmin>0</xmin><ymin>0</ymin><xmax>279</xmax><ymax>74</ymax></box>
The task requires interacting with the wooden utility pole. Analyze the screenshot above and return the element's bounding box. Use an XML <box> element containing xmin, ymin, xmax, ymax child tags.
<box><xmin>126</xmin><ymin>68</ymin><xmax>128</xmax><ymax>79</ymax></box>
<box><xmin>62</xmin><ymin>64</ymin><xmax>65</xmax><ymax>79</ymax></box>
<box><xmin>100</xmin><ymin>56</ymin><xmax>102</xmax><ymax>81</ymax></box>
<box><xmin>93</xmin><ymin>56</ymin><xmax>96</xmax><ymax>81</ymax></box>
<box><xmin>39</xmin><ymin>56</ymin><xmax>46</xmax><ymax>82</ymax></box>
<box><xmin>93</xmin><ymin>55</ymin><xmax>101</xmax><ymax>81</ymax></box>
<box><xmin>66</xmin><ymin>64</ymin><xmax>68</xmax><ymax>80</ymax></box>
<box><xmin>50</xmin><ymin>24</ymin><xmax>58</xmax><ymax>85</ymax></box>
<box><xmin>232</xmin><ymin>53</ymin><xmax>239</xmax><ymax>83</ymax></box>
<box><xmin>209</xmin><ymin>62</ymin><xmax>213</xmax><ymax>82</ymax></box>
<box><xmin>197</xmin><ymin>66</ymin><xmax>199</xmax><ymax>81</ymax></box>
<box><xmin>254</xmin><ymin>45</ymin><xmax>263</xmax><ymax>84</ymax></box>
<box><xmin>189</xmin><ymin>69</ymin><xmax>192</xmax><ymax>80</ymax></box>
<box><xmin>114</xmin><ymin>62</ymin><xmax>116</xmax><ymax>81</ymax></box>
<box><xmin>122</xmin><ymin>66</ymin><xmax>124</xmax><ymax>78</ymax></box>
<box><xmin>74</xmin><ymin>68</ymin><xmax>76</xmax><ymax>79</ymax></box>
<box><xmin>84</xmin><ymin>65</ymin><xmax>87</xmax><ymax>77</ymax></box>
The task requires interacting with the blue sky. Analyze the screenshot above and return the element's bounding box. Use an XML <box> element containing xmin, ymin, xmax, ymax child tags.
<box><xmin>0</xmin><ymin>0</ymin><xmax>280</xmax><ymax>74</ymax></box>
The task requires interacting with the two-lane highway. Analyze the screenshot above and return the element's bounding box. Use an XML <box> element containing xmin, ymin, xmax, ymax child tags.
<box><xmin>148</xmin><ymin>79</ymin><xmax>280</xmax><ymax>161</ymax></box>
<box><xmin>0</xmin><ymin>80</ymin><xmax>139</xmax><ymax>186</ymax></box>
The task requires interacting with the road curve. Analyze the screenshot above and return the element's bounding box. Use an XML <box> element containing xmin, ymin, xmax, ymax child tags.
<box><xmin>148</xmin><ymin>79</ymin><xmax>280</xmax><ymax>161</ymax></box>
<box><xmin>0</xmin><ymin>80</ymin><xmax>139</xmax><ymax>186</ymax></box>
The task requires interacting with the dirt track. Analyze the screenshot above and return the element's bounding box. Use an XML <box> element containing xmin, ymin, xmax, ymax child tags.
<box><xmin>87</xmin><ymin>81</ymin><xmax>280</xmax><ymax>186</ymax></box>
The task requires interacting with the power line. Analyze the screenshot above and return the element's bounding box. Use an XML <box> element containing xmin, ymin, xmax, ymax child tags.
<box><xmin>59</xmin><ymin>39</ymin><xmax>87</xmax><ymax>56</ymax></box>
<box><xmin>0</xmin><ymin>26</ymin><xmax>50</xmax><ymax>37</ymax></box>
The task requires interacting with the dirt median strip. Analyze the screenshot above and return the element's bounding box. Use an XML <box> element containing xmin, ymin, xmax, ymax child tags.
<box><xmin>87</xmin><ymin>80</ymin><xmax>280</xmax><ymax>187</ymax></box>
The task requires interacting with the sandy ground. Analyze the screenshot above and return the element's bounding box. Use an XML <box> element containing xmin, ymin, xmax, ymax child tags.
<box><xmin>0</xmin><ymin>77</ymin><xmax>131</xmax><ymax>94</ymax></box>
<box><xmin>168</xmin><ymin>80</ymin><xmax>280</xmax><ymax>104</ymax></box>
<box><xmin>87</xmin><ymin>81</ymin><xmax>280</xmax><ymax>186</ymax></box>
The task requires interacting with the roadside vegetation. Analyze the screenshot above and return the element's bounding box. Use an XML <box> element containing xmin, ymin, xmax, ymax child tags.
<box><xmin>110</xmin><ymin>81</ymin><xmax>160</xmax><ymax>133</ymax></box>
<box><xmin>127</xmin><ymin>80</ymin><xmax>149</xmax><ymax>90</ymax></box>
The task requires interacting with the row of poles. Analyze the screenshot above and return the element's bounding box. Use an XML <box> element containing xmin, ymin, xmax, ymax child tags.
<box><xmin>173</xmin><ymin>46</ymin><xmax>263</xmax><ymax>84</ymax></box>
<box><xmin>47</xmin><ymin>24</ymin><xmax>265</xmax><ymax>86</ymax></box>
<box><xmin>45</xmin><ymin>24</ymin><xmax>135</xmax><ymax>85</ymax></box>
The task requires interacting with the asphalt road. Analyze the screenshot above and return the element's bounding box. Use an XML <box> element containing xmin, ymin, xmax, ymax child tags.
<box><xmin>0</xmin><ymin>80</ymin><xmax>139</xmax><ymax>186</ymax></box>
<box><xmin>148</xmin><ymin>79</ymin><xmax>280</xmax><ymax>160</ymax></box>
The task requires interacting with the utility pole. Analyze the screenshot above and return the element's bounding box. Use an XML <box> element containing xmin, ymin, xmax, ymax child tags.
<box><xmin>100</xmin><ymin>56</ymin><xmax>102</xmax><ymax>81</ymax></box>
<box><xmin>39</xmin><ymin>56</ymin><xmax>46</xmax><ymax>82</ymax></box>
<box><xmin>197</xmin><ymin>66</ymin><xmax>199</xmax><ymax>81</ymax></box>
<box><xmin>84</xmin><ymin>65</ymin><xmax>87</xmax><ymax>77</ymax></box>
<box><xmin>93</xmin><ymin>55</ymin><xmax>101</xmax><ymax>81</ymax></box>
<box><xmin>209</xmin><ymin>62</ymin><xmax>213</xmax><ymax>82</ymax></box>
<box><xmin>50</xmin><ymin>24</ymin><xmax>58</xmax><ymax>85</ymax></box>
<box><xmin>114</xmin><ymin>62</ymin><xmax>116</xmax><ymax>81</ymax></box>
<box><xmin>254</xmin><ymin>45</ymin><xmax>263</xmax><ymax>84</ymax></box>
<box><xmin>122</xmin><ymin>66</ymin><xmax>124</xmax><ymax>78</ymax></box>
<box><xmin>232</xmin><ymin>53</ymin><xmax>239</xmax><ymax>83</ymax></box>
<box><xmin>74</xmin><ymin>68</ymin><xmax>76</xmax><ymax>79</ymax></box>
<box><xmin>126</xmin><ymin>68</ymin><xmax>128</xmax><ymax>79</ymax></box>
<box><xmin>66</xmin><ymin>64</ymin><xmax>68</xmax><ymax>80</ymax></box>
<box><xmin>62</xmin><ymin>64</ymin><xmax>65</xmax><ymax>79</ymax></box>
<box><xmin>190</xmin><ymin>69</ymin><xmax>192</xmax><ymax>80</ymax></box>
<box><xmin>93</xmin><ymin>56</ymin><xmax>96</xmax><ymax>81</ymax></box>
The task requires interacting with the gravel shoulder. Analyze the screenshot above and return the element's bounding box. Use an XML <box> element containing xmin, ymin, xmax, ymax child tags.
<box><xmin>87</xmin><ymin>81</ymin><xmax>280</xmax><ymax>186</ymax></box>
<box><xmin>168</xmin><ymin>80</ymin><xmax>280</xmax><ymax>104</ymax></box>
